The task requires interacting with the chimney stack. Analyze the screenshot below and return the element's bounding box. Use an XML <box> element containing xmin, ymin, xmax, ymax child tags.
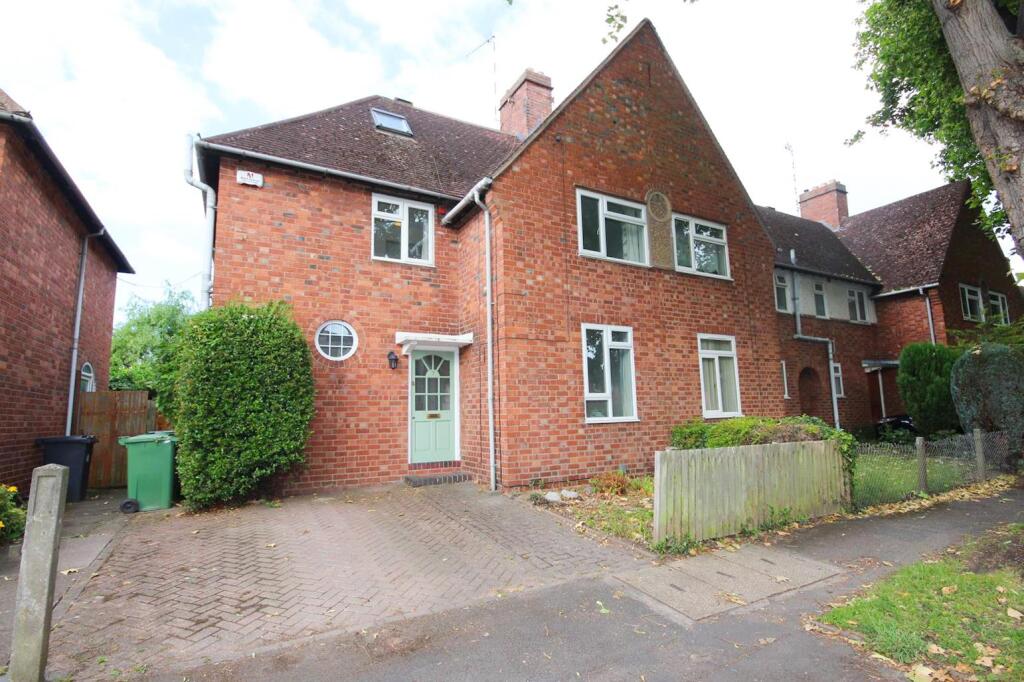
<box><xmin>798</xmin><ymin>180</ymin><xmax>849</xmax><ymax>228</ymax></box>
<box><xmin>499</xmin><ymin>69</ymin><xmax>553</xmax><ymax>140</ymax></box>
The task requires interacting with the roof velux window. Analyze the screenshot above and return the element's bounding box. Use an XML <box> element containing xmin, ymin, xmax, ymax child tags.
<box><xmin>371</xmin><ymin>108</ymin><xmax>412</xmax><ymax>136</ymax></box>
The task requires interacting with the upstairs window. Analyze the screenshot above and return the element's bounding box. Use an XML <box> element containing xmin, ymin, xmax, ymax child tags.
<box><xmin>581</xmin><ymin>324</ymin><xmax>637</xmax><ymax>423</ymax></box>
<box><xmin>698</xmin><ymin>335</ymin><xmax>742</xmax><ymax>418</ymax></box>
<box><xmin>989</xmin><ymin>291</ymin><xmax>1010</xmax><ymax>324</ymax></box>
<box><xmin>847</xmin><ymin>289</ymin><xmax>868</xmax><ymax>322</ymax></box>
<box><xmin>371</xmin><ymin>108</ymin><xmax>412</xmax><ymax>136</ymax></box>
<box><xmin>577</xmin><ymin>189</ymin><xmax>648</xmax><ymax>266</ymax></box>
<box><xmin>372</xmin><ymin>194</ymin><xmax>433</xmax><ymax>266</ymax></box>
<box><xmin>775</xmin><ymin>273</ymin><xmax>790</xmax><ymax>312</ymax></box>
<box><xmin>959</xmin><ymin>284</ymin><xmax>983</xmax><ymax>322</ymax></box>
<box><xmin>674</xmin><ymin>215</ymin><xmax>730</xmax><ymax>278</ymax></box>
<box><xmin>813</xmin><ymin>281</ymin><xmax>828</xmax><ymax>318</ymax></box>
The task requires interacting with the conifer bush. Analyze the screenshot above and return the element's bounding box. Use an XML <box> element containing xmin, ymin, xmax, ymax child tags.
<box><xmin>950</xmin><ymin>343</ymin><xmax>1024</xmax><ymax>472</ymax></box>
<box><xmin>896</xmin><ymin>343</ymin><xmax>963</xmax><ymax>436</ymax></box>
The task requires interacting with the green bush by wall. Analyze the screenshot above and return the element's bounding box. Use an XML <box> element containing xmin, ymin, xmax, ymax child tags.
<box><xmin>670</xmin><ymin>415</ymin><xmax>857</xmax><ymax>503</ymax></box>
<box><xmin>173</xmin><ymin>302</ymin><xmax>315</xmax><ymax>508</ymax></box>
<box><xmin>896</xmin><ymin>343</ymin><xmax>963</xmax><ymax>436</ymax></box>
<box><xmin>950</xmin><ymin>343</ymin><xmax>1024</xmax><ymax>472</ymax></box>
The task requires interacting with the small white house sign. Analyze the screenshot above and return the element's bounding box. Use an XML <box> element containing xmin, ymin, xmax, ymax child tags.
<box><xmin>236</xmin><ymin>169</ymin><xmax>264</xmax><ymax>187</ymax></box>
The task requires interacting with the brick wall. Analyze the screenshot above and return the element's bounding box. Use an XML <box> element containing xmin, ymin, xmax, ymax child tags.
<box><xmin>487</xmin><ymin>24</ymin><xmax>786</xmax><ymax>488</ymax></box>
<box><xmin>0</xmin><ymin>125</ymin><xmax>118</xmax><ymax>493</ymax></box>
<box><xmin>874</xmin><ymin>289</ymin><xmax>946</xmax><ymax>357</ymax></box>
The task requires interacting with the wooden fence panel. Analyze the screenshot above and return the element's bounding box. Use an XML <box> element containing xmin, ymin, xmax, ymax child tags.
<box><xmin>653</xmin><ymin>440</ymin><xmax>846</xmax><ymax>543</ymax></box>
<box><xmin>77</xmin><ymin>391</ymin><xmax>155</xmax><ymax>488</ymax></box>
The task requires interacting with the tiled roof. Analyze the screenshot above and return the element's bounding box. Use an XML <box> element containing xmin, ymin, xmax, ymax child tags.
<box><xmin>756</xmin><ymin>206</ymin><xmax>878</xmax><ymax>285</ymax></box>
<box><xmin>838</xmin><ymin>181</ymin><xmax>969</xmax><ymax>293</ymax></box>
<box><xmin>0</xmin><ymin>88</ymin><xmax>27</xmax><ymax>115</ymax></box>
<box><xmin>205</xmin><ymin>96</ymin><xmax>521</xmax><ymax>199</ymax></box>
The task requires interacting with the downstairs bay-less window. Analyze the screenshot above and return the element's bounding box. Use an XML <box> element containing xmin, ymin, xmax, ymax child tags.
<box><xmin>371</xmin><ymin>193</ymin><xmax>433</xmax><ymax>266</ymax></box>
<box><xmin>673</xmin><ymin>215</ymin><xmax>730</xmax><ymax>278</ymax></box>
<box><xmin>697</xmin><ymin>335</ymin><xmax>742</xmax><ymax>418</ymax></box>
<box><xmin>577</xmin><ymin>189</ymin><xmax>648</xmax><ymax>265</ymax></box>
<box><xmin>582</xmin><ymin>324</ymin><xmax>637</xmax><ymax>422</ymax></box>
<box><xmin>831</xmin><ymin>362</ymin><xmax>845</xmax><ymax>398</ymax></box>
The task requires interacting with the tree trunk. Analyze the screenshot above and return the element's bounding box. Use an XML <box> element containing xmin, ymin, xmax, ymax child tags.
<box><xmin>932</xmin><ymin>0</ymin><xmax>1024</xmax><ymax>251</ymax></box>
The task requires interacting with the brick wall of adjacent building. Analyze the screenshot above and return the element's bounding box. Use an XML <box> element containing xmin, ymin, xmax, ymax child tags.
<box><xmin>0</xmin><ymin>125</ymin><xmax>118</xmax><ymax>493</ymax></box>
<box><xmin>874</xmin><ymin>289</ymin><xmax>947</xmax><ymax>358</ymax></box>
<box><xmin>486</xmin><ymin>23</ymin><xmax>786</xmax><ymax>488</ymax></box>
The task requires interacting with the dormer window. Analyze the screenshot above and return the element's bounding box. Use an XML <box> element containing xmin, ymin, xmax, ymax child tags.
<box><xmin>371</xmin><ymin>108</ymin><xmax>412</xmax><ymax>136</ymax></box>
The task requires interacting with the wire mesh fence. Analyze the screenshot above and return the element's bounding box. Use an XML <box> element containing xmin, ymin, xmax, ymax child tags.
<box><xmin>853</xmin><ymin>430</ymin><xmax>1010</xmax><ymax>508</ymax></box>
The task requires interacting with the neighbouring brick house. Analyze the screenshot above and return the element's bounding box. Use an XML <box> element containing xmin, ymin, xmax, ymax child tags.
<box><xmin>760</xmin><ymin>179</ymin><xmax>1023</xmax><ymax>430</ymax></box>
<box><xmin>193</xmin><ymin>19</ymin><xmax>1020</xmax><ymax>492</ymax></box>
<box><xmin>0</xmin><ymin>88</ymin><xmax>132</xmax><ymax>492</ymax></box>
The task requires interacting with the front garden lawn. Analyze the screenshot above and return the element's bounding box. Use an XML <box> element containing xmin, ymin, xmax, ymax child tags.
<box><xmin>821</xmin><ymin>523</ymin><xmax>1024</xmax><ymax>678</ymax></box>
<box><xmin>854</xmin><ymin>453</ymin><xmax>969</xmax><ymax>508</ymax></box>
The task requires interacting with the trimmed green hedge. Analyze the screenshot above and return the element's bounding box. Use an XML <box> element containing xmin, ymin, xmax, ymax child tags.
<box><xmin>173</xmin><ymin>302</ymin><xmax>315</xmax><ymax>508</ymax></box>
<box><xmin>896</xmin><ymin>343</ymin><xmax>963</xmax><ymax>436</ymax></box>
<box><xmin>671</xmin><ymin>416</ymin><xmax>857</xmax><ymax>504</ymax></box>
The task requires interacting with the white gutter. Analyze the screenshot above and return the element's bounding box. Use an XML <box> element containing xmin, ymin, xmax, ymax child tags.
<box><xmin>467</xmin><ymin>178</ymin><xmax>497</xmax><ymax>491</ymax></box>
<box><xmin>921</xmin><ymin>287</ymin><xmax>937</xmax><ymax>344</ymax></box>
<box><xmin>789</xmin><ymin>249</ymin><xmax>840</xmax><ymax>429</ymax></box>
<box><xmin>873</xmin><ymin>282</ymin><xmax>939</xmax><ymax>299</ymax></box>
<box><xmin>185</xmin><ymin>135</ymin><xmax>217</xmax><ymax>309</ymax></box>
<box><xmin>65</xmin><ymin>229</ymin><xmax>104</xmax><ymax>435</ymax></box>
<box><xmin>196</xmin><ymin>139</ymin><xmax>460</xmax><ymax>203</ymax></box>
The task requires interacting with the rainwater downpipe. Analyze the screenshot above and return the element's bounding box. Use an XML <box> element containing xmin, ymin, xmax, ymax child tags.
<box><xmin>788</xmin><ymin>250</ymin><xmax>841</xmax><ymax>429</ymax></box>
<box><xmin>921</xmin><ymin>287</ymin><xmax>936</xmax><ymax>344</ymax></box>
<box><xmin>471</xmin><ymin>181</ymin><xmax>497</xmax><ymax>492</ymax></box>
<box><xmin>65</xmin><ymin>229</ymin><xmax>104</xmax><ymax>435</ymax></box>
<box><xmin>184</xmin><ymin>134</ymin><xmax>217</xmax><ymax>309</ymax></box>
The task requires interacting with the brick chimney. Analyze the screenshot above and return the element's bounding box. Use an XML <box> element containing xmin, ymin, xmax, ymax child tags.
<box><xmin>799</xmin><ymin>180</ymin><xmax>849</xmax><ymax>228</ymax></box>
<box><xmin>499</xmin><ymin>69</ymin><xmax>553</xmax><ymax>140</ymax></box>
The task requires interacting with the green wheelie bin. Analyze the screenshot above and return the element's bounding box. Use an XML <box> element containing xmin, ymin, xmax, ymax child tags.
<box><xmin>118</xmin><ymin>431</ymin><xmax>177</xmax><ymax>512</ymax></box>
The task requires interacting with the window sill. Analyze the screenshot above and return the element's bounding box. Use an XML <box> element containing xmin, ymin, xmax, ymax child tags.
<box><xmin>578</xmin><ymin>251</ymin><xmax>650</xmax><ymax>269</ymax></box>
<box><xmin>675</xmin><ymin>267</ymin><xmax>732</xmax><ymax>282</ymax></box>
<box><xmin>371</xmin><ymin>256</ymin><xmax>435</xmax><ymax>269</ymax></box>
<box><xmin>585</xmin><ymin>416</ymin><xmax>641</xmax><ymax>425</ymax></box>
<box><xmin>702</xmin><ymin>411</ymin><xmax>743</xmax><ymax>420</ymax></box>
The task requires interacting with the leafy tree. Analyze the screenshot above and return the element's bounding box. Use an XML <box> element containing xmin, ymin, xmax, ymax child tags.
<box><xmin>896</xmin><ymin>343</ymin><xmax>964</xmax><ymax>435</ymax></box>
<box><xmin>109</xmin><ymin>288</ymin><xmax>195</xmax><ymax>412</ymax></box>
<box><xmin>173</xmin><ymin>302</ymin><xmax>315</xmax><ymax>508</ymax></box>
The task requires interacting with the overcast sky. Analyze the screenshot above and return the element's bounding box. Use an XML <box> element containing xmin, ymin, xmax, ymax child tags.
<box><xmin>3</xmin><ymin>0</ymin><xmax>1018</xmax><ymax>322</ymax></box>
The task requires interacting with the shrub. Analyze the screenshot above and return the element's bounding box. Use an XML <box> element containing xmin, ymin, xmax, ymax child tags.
<box><xmin>173</xmin><ymin>302</ymin><xmax>315</xmax><ymax>508</ymax></box>
<box><xmin>896</xmin><ymin>343</ymin><xmax>963</xmax><ymax>436</ymax></box>
<box><xmin>671</xmin><ymin>415</ymin><xmax>857</xmax><ymax>504</ymax></box>
<box><xmin>950</xmin><ymin>343</ymin><xmax>1024</xmax><ymax>471</ymax></box>
<box><xmin>0</xmin><ymin>485</ymin><xmax>26</xmax><ymax>543</ymax></box>
<box><xmin>590</xmin><ymin>471</ymin><xmax>630</xmax><ymax>495</ymax></box>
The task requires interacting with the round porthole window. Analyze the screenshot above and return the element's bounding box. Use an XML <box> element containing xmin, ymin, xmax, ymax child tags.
<box><xmin>315</xmin><ymin>321</ymin><xmax>358</xmax><ymax>361</ymax></box>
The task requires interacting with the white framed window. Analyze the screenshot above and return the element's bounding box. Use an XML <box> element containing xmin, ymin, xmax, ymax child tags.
<box><xmin>673</xmin><ymin>215</ymin><xmax>730</xmax><ymax>279</ymax></box>
<box><xmin>371</xmin><ymin>108</ymin><xmax>413</xmax><ymax>136</ymax></box>
<box><xmin>959</xmin><ymin>283</ymin><xmax>984</xmax><ymax>322</ymax></box>
<box><xmin>315</xmin><ymin>321</ymin><xmax>358</xmax><ymax>361</ymax></box>
<box><xmin>989</xmin><ymin>291</ymin><xmax>1010</xmax><ymax>324</ymax></box>
<box><xmin>581</xmin><ymin>324</ymin><xmax>638</xmax><ymax>423</ymax></box>
<box><xmin>813</xmin><ymin>281</ymin><xmax>829</xmax><ymax>318</ymax></box>
<box><xmin>79</xmin><ymin>362</ymin><xmax>96</xmax><ymax>393</ymax></box>
<box><xmin>371</xmin><ymin>193</ymin><xmax>434</xmax><ymax>266</ymax></box>
<box><xmin>781</xmin><ymin>360</ymin><xmax>790</xmax><ymax>399</ymax></box>
<box><xmin>847</xmin><ymin>289</ymin><xmax>868</xmax><ymax>322</ymax></box>
<box><xmin>576</xmin><ymin>189</ymin><xmax>649</xmax><ymax>266</ymax></box>
<box><xmin>774</xmin><ymin>272</ymin><xmax>790</xmax><ymax>312</ymax></box>
<box><xmin>831</xmin><ymin>362</ymin><xmax>845</xmax><ymax>398</ymax></box>
<box><xmin>697</xmin><ymin>334</ymin><xmax>742</xmax><ymax>418</ymax></box>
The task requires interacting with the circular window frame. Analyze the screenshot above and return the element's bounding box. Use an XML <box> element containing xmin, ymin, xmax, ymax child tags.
<box><xmin>314</xmin><ymin>321</ymin><xmax>358</xmax><ymax>361</ymax></box>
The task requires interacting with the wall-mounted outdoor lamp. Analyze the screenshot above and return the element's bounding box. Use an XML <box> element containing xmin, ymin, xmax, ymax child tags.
<box><xmin>387</xmin><ymin>351</ymin><xmax>399</xmax><ymax>370</ymax></box>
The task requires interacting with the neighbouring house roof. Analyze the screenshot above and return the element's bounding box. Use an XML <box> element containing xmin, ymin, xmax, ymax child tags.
<box><xmin>0</xmin><ymin>87</ymin><xmax>133</xmax><ymax>273</ymax></box>
<box><xmin>838</xmin><ymin>181</ymin><xmax>971</xmax><ymax>294</ymax></box>
<box><xmin>755</xmin><ymin>206</ymin><xmax>878</xmax><ymax>286</ymax></box>
<box><xmin>201</xmin><ymin>96</ymin><xmax>521</xmax><ymax>200</ymax></box>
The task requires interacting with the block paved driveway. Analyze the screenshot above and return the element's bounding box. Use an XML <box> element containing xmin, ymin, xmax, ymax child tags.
<box><xmin>48</xmin><ymin>483</ymin><xmax>647</xmax><ymax>679</ymax></box>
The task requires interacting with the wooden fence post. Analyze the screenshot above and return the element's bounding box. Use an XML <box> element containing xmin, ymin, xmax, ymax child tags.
<box><xmin>973</xmin><ymin>428</ymin><xmax>986</xmax><ymax>481</ymax></box>
<box><xmin>916</xmin><ymin>437</ymin><xmax>927</xmax><ymax>495</ymax></box>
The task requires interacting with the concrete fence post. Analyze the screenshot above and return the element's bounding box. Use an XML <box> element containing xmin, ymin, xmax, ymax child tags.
<box><xmin>9</xmin><ymin>464</ymin><xmax>69</xmax><ymax>682</ymax></box>
<box><xmin>916</xmin><ymin>437</ymin><xmax>927</xmax><ymax>495</ymax></box>
<box><xmin>973</xmin><ymin>428</ymin><xmax>986</xmax><ymax>482</ymax></box>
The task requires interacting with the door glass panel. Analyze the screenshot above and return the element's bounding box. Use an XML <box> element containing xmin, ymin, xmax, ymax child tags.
<box><xmin>415</xmin><ymin>395</ymin><xmax>426</xmax><ymax>411</ymax></box>
<box><xmin>440</xmin><ymin>395</ymin><xmax>450</xmax><ymax>410</ymax></box>
<box><xmin>374</xmin><ymin>217</ymin><xmax>402</xmax><ymax>259</ymax></box>
<box><xmin>415</xmin><ymin>378</ymin><xmax>426</xmax><ymax>393</ymax></box>
<box><xmin>407</xmin><ymin>207</ymin><xmax>429</xmax><ymax>260</ymax></box>
<box><xmin>440</xmin><ymin>378</ymin><xmax>450</xmax><ymax>393</ymax></box>
<box><xmin>428</xmin><ymin>395</ymin><xmax>438</xmax><ymax>411</ymax></box>
<box><xmin>585</xmin><ymin>328</ymin><xmax>605</xmax><ymax>393</ymax></box>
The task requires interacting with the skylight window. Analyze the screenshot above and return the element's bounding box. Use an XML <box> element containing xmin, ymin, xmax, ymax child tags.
<box><xmin>371</xmin><ymin>108</ymin><xmax>412</xmax><ymax>136</ymax></box>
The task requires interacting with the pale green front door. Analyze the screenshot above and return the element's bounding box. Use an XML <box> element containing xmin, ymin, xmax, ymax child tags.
<box><xmin>410</xmin><ymin>350</ymin><xmax>455</xmax><ymax>463</ymax></box>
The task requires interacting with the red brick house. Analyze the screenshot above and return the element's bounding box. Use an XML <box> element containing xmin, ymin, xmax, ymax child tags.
<box><xmin>760</xmin><ymin>179</ymin><xmax>1023</xmax><ymax>431</ymax></box>
<box><xmin>191</xmin><ymin>19</ymin><xmax>1020</xmax><ymax>492</ymax></box>
<box><xmin>0</xmin><ymin>88</ymin><xmax>132</xmax><ymax>491</ymax></box>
